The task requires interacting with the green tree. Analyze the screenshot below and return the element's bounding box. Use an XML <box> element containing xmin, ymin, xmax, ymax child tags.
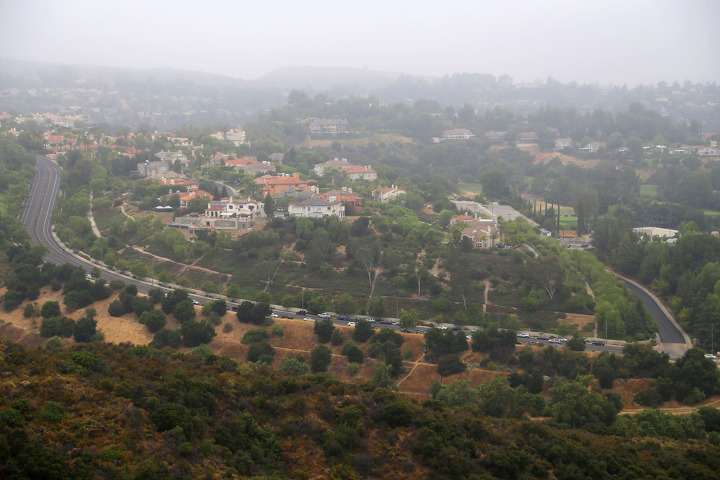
<box><xmin>40</xmin><ymin>301</ymin><xmax>61</xmax><ymax>319</ymax></box>
<box><xmin>352</xmin><ymin>319</ymin><xmax>375</xmax><ymax>343</ymax></box>
<box><xmin>139</xmin><ymin>309</ymin><xmax>167</xmax><ymax>333</ymax></box>
<box><xmin>310</xmin><ymin>344</ymin><xmax>332</xmax><ymax>372</ymax></box>
<box><xmin>371</xmin><ymin>362</ymin><xmax>396</xmax><ymax>389</ymax></box>
<box><xmin>279</xmin><ymin>357</ymin><xmax>310</xmax><ymax>375</ymax></box>
<box><xmin>73</xmin><ymin>317</ymin><xmax>97</xmax><ymax>343</ymax></box>
<box><xmin>180</xmin><ymin>320</ymin><xmax>216</xmax><ymax>347</ymax></box>
<box><xmin>333</xmin><ymin>293</ymin><xmax>358</xmax><ymax>315</ymax></box>
<box><xmin>366</xmin><ymin>296</ymin><xmax>387</xmax><ymax>317</ymax></box>
<box><xmin>263</xmin><ymin>193</ymin><xmax>275</xmax><ymax>218</ymax></box>
<box><xmin>314</xmin><ymin>318</ymin><xmax>335</xmax><ymax>343</ymax></box>
<box><xmin>173</xmin><ymin>299</ymin><xmax>196</xmax><ymax>323</ymax></box>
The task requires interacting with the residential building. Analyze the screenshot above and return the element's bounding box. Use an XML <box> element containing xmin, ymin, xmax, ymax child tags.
<box><xmin>486</xmin><ymin>131</ymin><xmax>507</xmax><ymax>143</ymax></box>
<box><xmin>225</xmin><ymin>129</ymin><xmax>246</xmax><ymax>146</ymax></box>
<box><xmin>517</xmin><ymin>132</ymin><xmax>538</xmax><ymax>143</ymax></box>
<box><xmin>316</xmin><ymin>189</ymin><xmax>363</xmax><ymax>213</ymax></box>
<box><xmin>204</xmin><ymin>197</ymin><xmax>265</xmax><ymax>220</ymax></box>
<box><xmin>314</xmin><ymin>158</ymin><xmax>353</xmax><ymax>176</ymax></box>
<box><xmin>460</xmin><ymin>218</ymin><xmax>500</xmax><ymax>248</ymax></box>
<box><xmin>342</xmin><ymin>165</ymin><xmax>377</xmax><ymax>181</ymax></box>
<box><xmin>441</xmin><ymin>128</ymin><xmax>475</xmax><ymax>140</ymax></box>
<box><xmin>289</xmin><ymin>198</ymin><xmax>344</xmax><ymax>219</ymax></box>
<box><xmin>254</xmin><ymin>173</ymin><xmax>318</xmax><ymax>197</ymax></box>
<box><xmin>178</xmin><ymin>188</ymin><xmax>213</xmax><ymax>209</ymax></box>
<box><xmin>155</xmin><ymin>150</ymin><xmax>188</xmax><ymax>167</ymax></box>
<box><xmin>137</xmin><ymin>160</ymin><xmax>170</xmax><ymax>177</ymax></box>
<box><xmin>308</xmin><ymin>118</ymin><xmax>350</xmax><ymax>135</ymax></box>
<box><xmin>376</xmin><ymin>185</ymin><xmax>406</xmax><ymax>202</ymax></box>
<box><xmin>236</xmin><ymin>162</ymin><xmax>276</xmax><ymax>175</ymax></box>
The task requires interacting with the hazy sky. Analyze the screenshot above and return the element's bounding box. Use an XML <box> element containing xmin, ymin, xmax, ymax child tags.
<box><xmin>1</xmin><ymin>0</ymin><xmax>718</xmax><ymax>86</ymax></box>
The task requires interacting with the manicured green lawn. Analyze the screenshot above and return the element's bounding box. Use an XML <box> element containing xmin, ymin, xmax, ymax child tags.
<box><xmin>639</xmin><ymin>184</ymin><xmax>658</xmax><ymax>197</ymax></box>
<box><xmin>458</xmin><ymin>182</ymin><xmax>483</xmax><ymax>194</ymax></box>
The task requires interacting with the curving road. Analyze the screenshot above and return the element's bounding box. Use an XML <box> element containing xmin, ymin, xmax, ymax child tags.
<box><xmin>23</xmin><ymin>156</ymin><xmax>167</xmax><ymax>296</ymax></box>
<box><xmin>617</xmin><ymin>273</ymin><xmax>690</xmax><ymax>359</ymax></box>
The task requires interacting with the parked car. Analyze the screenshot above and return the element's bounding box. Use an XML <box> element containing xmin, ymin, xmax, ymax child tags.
<box><xmin>296</xmin><ymin>310</ymin><xmax>307</xmax><ymax>315</ymax></box>
<box><xmin>270</xmin><ymin>313</ymin><xmax>279</xmax><ymax>318</ymax></box>
<box><xmin>517</xmin><ymin>332</ymin><xmax>530</xmax><ymax>338</ymax></box>
<box><xmin>537</xmin><ymin>335</ymin><xmax>550</xmax><ymax>341</ymax></box>
<box><xmin>366</xmin><ymin>317</ymin><xmax>376</xmax><ymax>323</ymax></box>
<box><xmin>347</xmin><ymin>322</ymin><xmax>356</xmax><ymax>327</ymax></box>
<box><xmin>590</xmin><ymin>341</ymin><xmax>606</xmax><ymax>346</ymax></box>
<box><xmin>380</xmin><ymin>319</ymin><xmax>392</xmax><ymax>325</ymax></box>
<box><xmin>303</xmin><ymin>317</ymin><xmax>314</xmax><ymax>322</ymax></box>
<box><xmin>338</xmin><ymin>315</ymin><xmax>349</xmax><ymax>321</ymax></box>
<box><xmin>704</xmin><ymin>353</ymin><xmax>716</xmax><ymax>359</ymax></box>
<box><xmin>191</xmin><ymin>299</ymin><xmax>201</xmax><ymax>306</ymax></box>
<box><xmin>318</xmin><ymin>313</ymin><xmax>331</xmax><ymax>319</ymax></box>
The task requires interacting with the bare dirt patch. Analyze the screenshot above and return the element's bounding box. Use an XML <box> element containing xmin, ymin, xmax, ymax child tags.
<box><xmin>534</xmin><ymin>152</ymin><xmax>604</xmax><ymax>169</ymax></box>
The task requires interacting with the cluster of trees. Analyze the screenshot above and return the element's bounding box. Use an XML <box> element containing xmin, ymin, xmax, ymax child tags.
<box><xmin>5</xmin><ymin>341</ymin><xmax>720</xmax><ymax>479</ymax></box>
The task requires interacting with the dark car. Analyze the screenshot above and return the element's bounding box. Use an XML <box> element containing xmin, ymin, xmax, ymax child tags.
<box><xmin>537</xmin><ymin>335</ymin><xmax>550</xmax><ymax>341</ymax></box>
<box><xmin>296</xmin><ymin>310</ymin><xmax>307</xmax><ymax>315</ymax></box>
<box><xmin>338</xmin><ymin>315</ymin><xmax>349</xmax><ymax>321</ymax></box>
<box><xmin>381</xmin><ymin>319</ymin><xmax>393</xmax><ymax>325</ymax></box>
<box><xmin>590</xmin><ymin>341</ymin><xmax>606</xmax><ymax>346</ymax></box>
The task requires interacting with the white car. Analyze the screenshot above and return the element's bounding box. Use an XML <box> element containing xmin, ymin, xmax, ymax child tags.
<box><xmin>517</xmin><ymin>332</ymin><xmax>530</xmax><ymax>338</ymax></box>
<box><xmin>317</xmin><ymin>313</ymin><xmax>331</xmax><ymax>319</ymax></box>
<box><xmin>704</xmin><ymin>353</ymin><xmax>716</xmax><ymax>359</ymax></box>
<box><xmin>303</xmin><ymin>317</ymin><xmax>315</xmax><ymax>322</ymax></box>
<box><xmin>367</xmin><ymin>317</ymin><xmax>376</xmax><ymax>323</ymax></box>
<box><xmin>438</xmin><ymin>325</ymin><xmax>448</xmax><ymax>330</ymax></box>
<box><xmin>347</xmin><ymin>322</ymin><xmax>356</xmax><ymax>327</ymax></box>
<box><xmin>270</xmin><ymin>313</ymin><xmax>279</xmax><ymax>318</ymax></box>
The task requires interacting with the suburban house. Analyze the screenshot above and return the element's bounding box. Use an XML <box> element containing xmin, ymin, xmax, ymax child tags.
<box><xmin>314</xmin><ymin>158</ymin><xmax>353</xmax><ymax>176</ymax></box>
<box><xmin>137</xmin><ymin>160</ymin><xmax>170</xmax><ymax>177</ymax></box>
<box><xmin>254</xmin><ymin>173</ymin><xmax>318</xmax><ymax>197</ymax></box>
<box><xmin>204</xmin><ymin>198</ymin><xmax>265</xmax><ymax>220</ymax></box>
<box><xmin>178</xmin><ymin>188</ymin><xmax>213</xmax><ymax>209</ymax></box>
<box><xmin>226</xmin><ymin>157</ymin><xmax>259</xmax><ymax>168</ymax></box>
<box><xmin>441</xmin><ymin>128</ymin><xmax>475</xmax><ymax>140</ymax></box>
<box><xmin>225</xmin><ymin>129</ymin><xmax>246</xmax><ymax>146</ymax></box>
<box><xmin>376</xmin><ymin>185</ymin><xmax>406</xmax><ymax>202</ymax></box>
<box><xmin>308</xmin><ymin>118</ymin><xmax>350</xmax><ymax>135</ymax></box>
<box><xmin>316</xmin><ymin>189</ymin><xmax>363</xmax><ymax>213</ymax></box>
<box><xmin>159</xmin><ymin>177</ymin><xmax>199</xmax><ymax>190</ymax></box>
<box><xmin>486</xmin><ymin>131</ymin><xmax>507</xmax><ymax>143</ymax></box>
<box><xmin>236</xmin><ymin>162</ymin><xmax>276</xmax><ymax>175</ymax></box>
<box><xmin>288</xmin><ymin>198</ymin><xmax>345</xmax><ymax>219</ymax></box>
<box><xmin>517</xmin><ymin>132</ymin><xmax>538</xmax><ymax>144</ymax></box>
<box><xmin>578</xmin><ymin>142</ymin><xmax>606</xmax><ymax>153</ymax></box>
<box><xmin>460</xmin><ymin>218</ymin><xmax>500</xmax><ymax>248</ymax></box>
<box><xmin>155</xmin><ymin>150</ymin><xmax>188</xmax><ymax>167</ymax></box>
<box><xmin>342</xmin><ymin>165</ymin><xmax>377</xmax><ymax>181</ymax></box>
<box><xmin>268</xmin><ymin>152</ymin><xmax>285</xmax><ymax>164</ymax></box>
<box><xmin>167</xmin><ymin>136</ymin><xmax>193</xmax><ymax>147</ymax></box>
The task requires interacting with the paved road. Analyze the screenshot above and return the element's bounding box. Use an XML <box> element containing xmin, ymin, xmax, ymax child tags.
<box><xmin>617</xmin><ymin>273</ymin><xmax>689</xmax><ymax>358</ymax></box>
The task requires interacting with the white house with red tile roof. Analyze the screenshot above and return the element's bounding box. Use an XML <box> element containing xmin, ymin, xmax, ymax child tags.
<box><xmin>254</xmin><ymin>173</ymin><xmax>318</xmax><ymax>196</ymax></box>
<box><xmin>178</xmin><ymin>189</ymin><xmax>212</xmax><ymax>209</ymax></box>
<box><xmin>376</xmin><ymin>185</ymin><xmax>406</xmax><ymax>202</ymax></box>
<box><xmin>314</xmin><ymin>158</ymin><xmax>353</xmax><ymax>176</ymax></box>
<box><xmin>342</xmin><ymin>165</ymin><xmax>377</xmax><ymax>181</ymax></box>
<box><xmin>288</xmin><ymin>198</ymin><xmax>344</xmax><ymax>219</ymax></box>
<box><xmin>316</xmin><ymin>189</ymin><xmax>363</xmax><ymax>213</ymax></box>
<box><xmin>205</xmin><ymin>198</ymin><xmax>265</xmax><ymax>219</ymax></box>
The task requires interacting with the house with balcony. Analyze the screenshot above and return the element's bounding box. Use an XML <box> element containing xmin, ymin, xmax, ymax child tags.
<box><xmin>316</xmin><ymin>189</ymin><xmax>363</xmax><ymax>213</ymax></box>
<box><xmin>308</xmin><ymin>118</ymin><xmax>350</xmax><ymax>135</ymax></box>
<box><xmin>288</xmin><ymin>198</ymin><xmax>344</xmax><ymax>219</ymax></box>
<box><xmin>460</xmin><ymin>218</ymin><xmax>500</xmax><ymax>248</ymax></box>
<box><xmin>204</xmin><ymin>197</ymin><xmax>265</xmax><ymax>220</ymax></box>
